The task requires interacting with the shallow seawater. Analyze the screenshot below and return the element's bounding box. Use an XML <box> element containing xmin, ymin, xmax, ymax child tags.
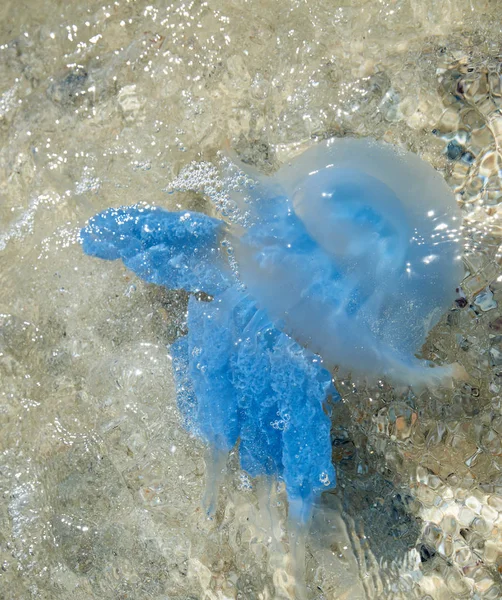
<box><xmin>1</xmin><ymin>1</ymin><xmax>502</xmax><ymax>599</ymax></box>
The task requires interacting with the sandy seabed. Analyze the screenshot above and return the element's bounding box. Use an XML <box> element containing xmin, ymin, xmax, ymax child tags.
<box><xmin>1</xmin><ymin>1</ymin><xmax>502</xmax><ymax>598</ymax></box>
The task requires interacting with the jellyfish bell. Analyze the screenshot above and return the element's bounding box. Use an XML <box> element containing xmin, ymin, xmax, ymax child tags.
<box><xmin>230</xmin><ymin>138</ymin><xmax>464</xmax><ymax>386</ymax></box>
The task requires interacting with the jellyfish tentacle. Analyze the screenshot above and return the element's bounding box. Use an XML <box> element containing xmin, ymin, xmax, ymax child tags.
<box><xmin>81</xmin><ymin>204</ymin><xmax>233</xmax><ymax>295</ymax></box>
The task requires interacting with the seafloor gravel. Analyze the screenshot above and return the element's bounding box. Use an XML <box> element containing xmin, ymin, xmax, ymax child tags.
<box><xmin>1</xmin><ymin>1</ymin><xmax>501</xmax><ymax>598</ymax></box>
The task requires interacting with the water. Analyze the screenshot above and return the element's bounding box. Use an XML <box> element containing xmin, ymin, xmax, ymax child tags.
<box><xmin>1</xmin><ymin>1</ymin><xmax>502</xmax><ymax>598</ymax></box>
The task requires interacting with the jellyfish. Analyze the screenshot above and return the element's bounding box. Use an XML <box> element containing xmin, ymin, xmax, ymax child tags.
<box><xmin>80</xmin><ymin>137</ymin><xmax>463</xmax><ymax>527</ymax></box>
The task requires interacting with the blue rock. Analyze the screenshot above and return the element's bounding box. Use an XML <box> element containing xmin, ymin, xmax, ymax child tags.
<box><xmin>447</xmin><ymin>139</ymin><xmax>463</xmax><ymax>160</ymax></box>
